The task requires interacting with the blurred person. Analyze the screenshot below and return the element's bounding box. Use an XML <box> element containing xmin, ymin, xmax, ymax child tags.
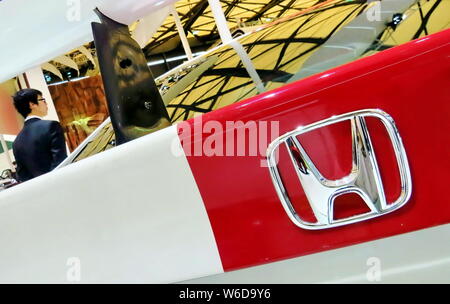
<box><xmin>12</xmin><ymin>89</ymin><xmax>67</xmax><ymax>182</ymax></box>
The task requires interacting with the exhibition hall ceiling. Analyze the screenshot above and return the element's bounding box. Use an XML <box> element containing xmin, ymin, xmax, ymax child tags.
<box><xmin>68</xmin><ymin>0</ymin><xmax>450</xmax><ymax>162</ymax></box>
<box><xmin>144</xmin><ymin>0</ymin><xmax>323</xmax><ymax>54</ymax></box>
<box><xmin>44</xmin><ymin>0</ymin><xmax>325</xmax><ymax>83</ymax></box>
<box><xmin>2</xmin><ymin>0</ymin><xmax>449</xmax><ymax>84</ymax></box>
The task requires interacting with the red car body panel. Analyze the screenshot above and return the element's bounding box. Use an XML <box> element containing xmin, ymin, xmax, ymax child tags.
<box><xmin>180</xmin><ymin>29</ymin><xmax>450</xmax><ymax>271</ymax></box>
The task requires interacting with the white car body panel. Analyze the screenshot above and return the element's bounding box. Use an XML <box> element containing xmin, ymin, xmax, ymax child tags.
<box><xmin>183</xmin><ymin>224</ymin><xmax>450</xmax><ymax>284</ymax></box>
<box><xmin>0</xmin><ymin>126</ymin><xmax>223</xmax><ymax>283</ymax></box>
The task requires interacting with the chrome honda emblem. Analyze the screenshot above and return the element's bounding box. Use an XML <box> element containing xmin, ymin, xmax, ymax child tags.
<box><xmin>267</xmin><ymin>109</ymin><xmax>412</xmax><ymax>230</ymax></box>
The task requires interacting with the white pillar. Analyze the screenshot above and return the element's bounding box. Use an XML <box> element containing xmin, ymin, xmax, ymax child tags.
<box><xmin>208</xmin><ymin>0</ymin><xmax>233</xmax><ymax>44</ymax></box>
<box><xmin>230</xmin><ymin>41</ymin><xmax>265</xmax><ymax>93</ymax></box>
<box><xmin>171</xmin><ymin>6</ymin><xmax>193</xmax><ymax>61</ymax></box>
<box><xmin>21</xmin><ymin>66</ymin><xmax>60</xmax><ymax>122</ymax></box>
<box><xmin>0</xmin><ymin>134</ymin><xmax>13</xmax><ymax>171</ymax></box>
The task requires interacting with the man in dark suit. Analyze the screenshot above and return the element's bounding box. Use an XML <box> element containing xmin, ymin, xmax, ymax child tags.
<box><xmin>12</xmin><ymin>88</ymin><xmax>67</xmax><ymax>182</ymax></box>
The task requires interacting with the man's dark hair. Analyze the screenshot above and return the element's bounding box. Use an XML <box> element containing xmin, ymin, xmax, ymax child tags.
<box><xmin>13</xmin><ymin>88</ymin><xmax>43</xmax><ymax>118</ymax></box>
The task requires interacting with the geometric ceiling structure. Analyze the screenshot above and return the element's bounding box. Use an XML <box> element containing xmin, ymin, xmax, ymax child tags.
<box><xmin>165</xmin><ymin>0</ymin><xmax>450</xmax><ymax>122</ymax></box>
<box><xmin>62</xmin><ymin>0</ymin><xmax>450</xmax><ymax>163</ymax></box>
<box><xmin>165</xmin><ymin>0</ymin><xmax>367</xmax><ymax>122</ymax></box>
<box><xmin>45</xmin><ymin>0</ymin><xmax>320</xmax><ymax>84</ymax></box>
<box><xmin>368</xmin><ymin>0</ymin><xmax>450</xmax><ymax>51</ymax></box>
<box><xmin>144</xmin><ymin>0</ymin><xmax>327</xmax><ymax>55</ymax></box>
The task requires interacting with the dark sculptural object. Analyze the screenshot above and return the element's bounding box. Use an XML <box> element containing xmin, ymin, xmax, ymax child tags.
<box><xmin>91</xmin><ymin>8</ymin><xmax>171</xmax><ymax>145</ymax></box>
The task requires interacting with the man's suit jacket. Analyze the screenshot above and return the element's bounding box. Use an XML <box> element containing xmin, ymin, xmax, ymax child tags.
<box><xmin>13</xmin><ymin>118</ymin><xmax>67</xmax><ymax>182</ymax></box>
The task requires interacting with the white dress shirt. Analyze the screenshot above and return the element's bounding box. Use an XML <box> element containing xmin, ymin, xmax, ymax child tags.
<box><xmin>24</xmin><ymin>115</ymin><xmax>43</xmax><ymax>122</ymax></box>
